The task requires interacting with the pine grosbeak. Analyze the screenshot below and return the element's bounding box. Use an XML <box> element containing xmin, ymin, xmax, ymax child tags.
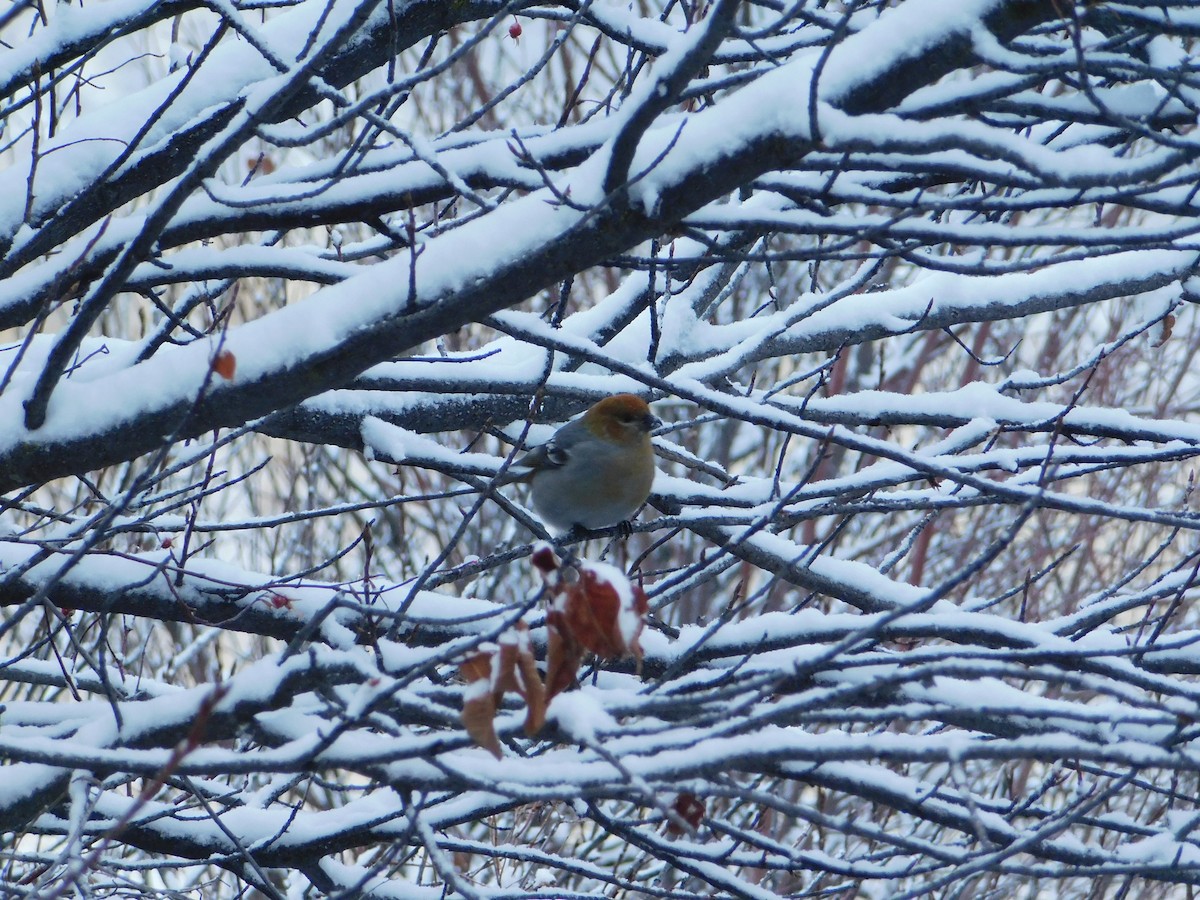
<box><xmin>502</xmin><ymin>394</ymin><xmax>659</xmax><ymax>533</ymax></box>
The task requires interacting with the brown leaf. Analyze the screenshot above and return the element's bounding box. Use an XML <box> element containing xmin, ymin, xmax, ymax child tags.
<box><xmin>545</xmin><ymin>615</ymin><xmax>584</xmax><ymax>700</ymax></box>
<box><xmin>505</xmin><ymin>624</ymin><xmax>547</xmax><ymax>736</ymax></box>
<box><xmin>667</xmin><ymin>793</ymin><xmax>705</xmax><ymax>835</ymax></box>
<box><xmin>531</xmin><ymin>543</ymin><xmax>561</xmax><ymax>577</ymax></box>
<box><xmin>562</xmin><ymin>576</ymin><xmax>621</xmax><ymax>657</ymax></box>
<box><xmin>247</xmin><ymin>154</ymin><xmax>276</xmax><ymax>175</ymax></box>
<box><xmin>558</xmin><ymin>563</ymin><xmax>649</xmax><ymax>660</ymax></box>
<box><xmin>460</xmin><ymin>649</ymin><xmax>503</xmax><ymax>758</ymax></box>
<box><xmin>212</xmin><ymin>349</ymin><xmax>236</xmax><ymax>380</ymax></box>
<box><xmin>460</xmin><ymin>624</ymin><xmax>549</xmax><ymax>753</ymax></box>
<box><xmin>1152</xmin><ymin>313</ymin><xmax>1175</xmax><ymax>347</ymax></box>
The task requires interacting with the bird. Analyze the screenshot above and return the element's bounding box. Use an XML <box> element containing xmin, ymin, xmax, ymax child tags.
<box><xmin>500</xmin><ymin>394</ymin><xmax>660</xmax><ymax>534</ymax></box>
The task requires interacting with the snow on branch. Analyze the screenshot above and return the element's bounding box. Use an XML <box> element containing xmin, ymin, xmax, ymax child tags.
<box><xmin>6</xmin><ymin>0</ymin><xmax>1200</xmax><ymax>896</ymax></box>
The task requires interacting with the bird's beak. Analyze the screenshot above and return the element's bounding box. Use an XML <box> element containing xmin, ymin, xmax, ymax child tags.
<box><xmin>645</xmin><ymin>412</ymin><xmax>663</xmax><ymax>432</ymax></box>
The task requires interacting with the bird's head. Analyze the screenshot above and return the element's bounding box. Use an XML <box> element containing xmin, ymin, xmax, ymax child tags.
<box><xmin>583</xmin><ymin>394</ymin><xmax>660</xmax><ymax>443</ymax></box>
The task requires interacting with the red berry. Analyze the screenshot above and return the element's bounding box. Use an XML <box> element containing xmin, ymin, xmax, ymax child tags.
<box><xmin>508</xmin><ymin>20</ymin><xmax>522</xmax><ymax>39</ymax></box>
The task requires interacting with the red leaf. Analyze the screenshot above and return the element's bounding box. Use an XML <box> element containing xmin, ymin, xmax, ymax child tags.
<box><xmin>667</xmin><ymin>793</ymin><xmax>705</xmax><ymax>835</ymax></box>
<box><xmin>212</xmin><ymin>349</ymin><xmax>236</xmax><ymax>380</ymax></box>
<box><xmin>545</xmin><ymin>614</ymin><xmax>584</xmax><ymax>700</ymax></box>
<box><xmin>557</xmin><ymin>564</ymin><xmax>648</xmax><ymax>660</ymax></box>
<box><xmin>531</xmin><ymin>543</ymin><xmax>560</xmax><ymax>577</ymax></box>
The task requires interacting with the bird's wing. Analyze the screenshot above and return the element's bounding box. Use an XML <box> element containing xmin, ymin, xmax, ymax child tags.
<box><xmin>518</xmin><ymin>439</ymin><xmax>570</xmax><ymax>471</ymax></box>
<box><xmin>495</xmin><ymin>426</ymin><xmax>575</xmax><ymax>484</ymax></box>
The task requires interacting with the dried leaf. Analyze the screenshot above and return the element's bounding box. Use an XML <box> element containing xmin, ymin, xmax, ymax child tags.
<box><xmin>562</xmin><ymin>576</ymin><xmax>621</xmax><ymax>657</ymax></box>
<box><xmin>460</xmin><ymin>649</ymin><xmax>503</xmax><ymax>758</ymax></box>
<box><xmin>505</xmin><ymin>624</ymin><xmax>547</xmax><ymax>735</ymax></box>
<box><xmin>460</xmin><ymin>624</ymin><xmax>549</xmax><ymax>753</ymax></box>
<box><xmin>247</xmin><ymin>154</ymin><xmax>276</xmax><ymax>175</ymax></box>
<box><xmin>531</xmin><ymin>543</ymin><xmax>560</xmax><ymax>577</ymax></box>
<box><xmin>212</xmin><ymin>349</ymin><xmax>236</xmax><ymax>380</ymax></box>
<box><xmin>1152</xmin><ymin>313</ymin><xmax>1176</xmax><ymax>347</ymax></box>
<box><xmin>667</xmin><ymin>793</ymin><xmax>705</xmax><ymax>835</ymax></box>
<box><xmin>545</xmin><ymin>615</ymin><xmax>583</xmax><ymax>700</ymax></box>
<box><xmin>559</xmin><ymin>564</ymin><xmax>649</xmax><ymax>660</ymax></box>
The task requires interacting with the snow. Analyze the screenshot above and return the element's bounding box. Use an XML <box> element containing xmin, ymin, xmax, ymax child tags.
<box><xmin>1118</xmin><ymin>831</ymin><xmax>1200</xmax><ymax>866</ymax></box>
<box><xmin>820</xmin><ymin>0</ymin><xmax>1001</xmax><ymax>100</ymax></box>
<box><xmin>362</xmin><ymin>417</ymin><xmax>504</xmax><ymax>476</ymax></box>
<box><xmin>0</xmin><ymin>0</ymin><xmax>392</xmax><ymax>235</ymax></box>
<box><xmin>549</xmin><ymin>690</ymin><xmax>616</xmax><ymax>743</ymax></box>
<box><xmin>4</xmin><ymin>0</ymin><xmax>1200</xmax><ymax>894</ymax></box>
